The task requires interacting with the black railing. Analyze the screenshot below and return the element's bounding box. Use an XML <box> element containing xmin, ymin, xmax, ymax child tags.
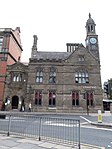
<box><xmin>0</xmin><ymin>112</ymin><xmax>80</xmax><ymax>148</ymax></box>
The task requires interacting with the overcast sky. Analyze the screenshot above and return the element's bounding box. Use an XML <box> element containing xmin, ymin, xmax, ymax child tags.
<box><xmin>1</xmin><ymin>0</ymin><xmax>112</xmax><ymax>84</ymax></box>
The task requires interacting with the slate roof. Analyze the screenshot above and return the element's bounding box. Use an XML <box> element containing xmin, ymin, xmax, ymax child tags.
<box><xmin>33</xmin><ymin>51</ymin><xmax>71</xmax><ymax>60</ymax></box>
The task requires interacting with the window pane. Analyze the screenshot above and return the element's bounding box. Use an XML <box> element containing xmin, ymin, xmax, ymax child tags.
<box><xmin>53</xmin><ymin>98</ymin><xmax>55</xmax><ymax>105</ymax></box>
<box><xmin>13</xmin><ymin>76</ymin><xmax>16</xmax><ymax>82</ymax></box>
<box><xmin>36</xmin><ymin>72</ymin><xmax>39</xmax><ymax>76</ymax></box>
<box><xmin>49</xmin><ymin>99</ymin><xmax>51</xmax><ymax>105</ymax></box>
<box><xmin>82</xmin><ymin>72</ymin><xmax>85</xmax><ymax>77</ymax></box>
<box><xmin>76</xmin><ymin>99</ymin><xmax>79</xmax><ymax>105</ymax></box>
<box><xmin>40</xmin><ymin>71</ymin><xmax>43</xmax><ymax>76</ymax></box>
<box><xmin>53</xmin><ymin>72</ymin><xmax>56</xmax><ymax>76</ymax></box>
<box><xmin>39</xmin><ymin>99</ymin><xmax>41</xmax><ymax>105</ymax></box>
<box><xmin>72</xmin><ymin>99</ymin><xmax>75</xmax><ymax>105</ymax></box>
<box><xmin>36</xmin><ymin>77</ymin><xmax>39</xmax><ymax>83</ymax></box>
<box><xmin>40</xmin><ymin>77</ymin><xmax>43</xmax><ymax>83</ymax></box>
<box><xmin>79</xmin><ymin>72</ymin><xmax>81</xmax><ymax>77</ymax></box>
<box><xmin>0</xmin><ymin>38</ymin><xmax>3</xmax><ymax>42</ymax></box>
<box><xmin>75</xmin><ymin>72</ymin><xmax>78</xmax><ymax>77</ymax></box>
<box><xmin>82</xmin><ymin>78</ymin><xmax>86</xmax><ymax>83</ymax></box>
<box><xmin>86</xmin><ymin>78</ymin><xmax>89</xmax><ymax>83</ymax></box>
<box><xmin>35</xmin><ymin>98</ymin><xmax>37</xmax><ymax>104</ymax></box>
<box><xmin>49</xmin><ymin>77</ymin><xmax>53</xmax><ymax>83</ymax></box>
<box><xmin>17</xmin><ymin>76</ymin><xmax>19</xmax><ymax>82</ymax></box>
<box><xmin>75</xmin><ymin>78</ymin><xmax>78</xmax><ymax>83</ymax></box>
<box><xmin>79</xmin><ymin>78</ymin><xmax>81</xmax><ymax>83</ymax></box>
<box><xmin>85</xmin><ymin>72</ymin><xmax>88</xmax><ymax>77</ymax></box>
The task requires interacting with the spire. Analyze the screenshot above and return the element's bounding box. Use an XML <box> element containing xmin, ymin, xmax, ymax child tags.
<box><xmin>89</xmin><ymin>13</ymin><xmax>91</xmax><ymax>18</ymax></box>
<box><xmin>86</xmin><ymin>13</ymin><xmax>96</xmax><ymax>35</ymax></box>
<box><xmin>32</xmin><ymin>35</ymin><xmax>38</xmax><ymax>50</ymax></box>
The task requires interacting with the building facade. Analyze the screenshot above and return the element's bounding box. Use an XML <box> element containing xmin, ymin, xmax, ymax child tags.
<box><xmin>4</xmin><ymin>14</ymin><xmax>103</xmax><ymax>113</ymax></box>
<box><xmin>0</xmin><ymin>27</ymin><xmax>23</xmax><ymax>109</ymax></box>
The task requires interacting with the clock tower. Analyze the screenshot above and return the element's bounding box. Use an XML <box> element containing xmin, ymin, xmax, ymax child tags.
<box><xmin>85</xmin><ymin>13</ymin><xmax>99</xmax><ymax>60</ymax></box>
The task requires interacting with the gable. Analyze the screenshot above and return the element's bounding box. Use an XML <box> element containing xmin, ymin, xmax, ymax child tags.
<box><xmin>7</xmin><ymin>62</ymin><xmax>28</xmax><ymax>72</ymax></box>
<box><xmin>65</xmin><ymin>47</ymin><xmax>99</xmax><ymax>66</ymax></box>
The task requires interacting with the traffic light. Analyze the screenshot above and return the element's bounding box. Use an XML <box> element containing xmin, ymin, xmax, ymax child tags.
<box><xmin>104</xmin><ymin>82</ymin><xmax>109</xmax><ymax>95</ymax></box>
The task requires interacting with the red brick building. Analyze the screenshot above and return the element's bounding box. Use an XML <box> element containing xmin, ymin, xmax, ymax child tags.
<box><xmin>0</xmin><ymin>27</ymin><xmax>23</xmax><ymax>109</ymax></box>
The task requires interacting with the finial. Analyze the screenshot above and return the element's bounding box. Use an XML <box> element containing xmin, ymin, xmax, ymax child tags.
<box><xmin>32</xmin><ymin>35</ymin><xmax>38</xmax><ymax>50</ymax></box>
<box><xmin>18</xmin><ymin>56</ymin><xmax>20</xmax><ymax>62</ymax></box>
<box><xmin>89</xmin><ymin>13</ymin><xmax>91</xmax><ymax>18</ymax></box>
<box><xmin>33</xmin><ymin>35</ymin><xmax>38</xmax><ymax>46</ymax></box>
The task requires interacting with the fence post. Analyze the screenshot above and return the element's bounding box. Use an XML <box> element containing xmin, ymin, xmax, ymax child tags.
<box><xmin>39</xmin><ymin>117</ymin><xmax>42</xmax><ymax>141</ymax></box>
<box><xmin>78</xmin><ymin>120</ymin><xmax>80</xmax><ymax>149</ymax></box>
<box><xmin>7</xmin><ymin>114</ymin><xmax>11</xmax><ymax>136</ymax></box>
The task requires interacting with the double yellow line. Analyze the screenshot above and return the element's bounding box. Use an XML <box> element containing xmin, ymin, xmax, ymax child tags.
<box><xmin>81</xmin><ymin>143</ymin><xmax>105</xmax><ymax>149</ymax></box>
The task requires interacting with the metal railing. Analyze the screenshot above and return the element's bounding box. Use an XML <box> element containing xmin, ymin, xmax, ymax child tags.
<box><xmin>0</xmin><ymin>112</ymin><xmax>80</xmax><ymax>148</ymax></box>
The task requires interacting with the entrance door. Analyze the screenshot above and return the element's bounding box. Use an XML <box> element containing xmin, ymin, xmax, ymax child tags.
<box><xmin>12</xmin><ymin>96</ymin><xmax>19</xmax><ymax>109</ymax></box>
<box><xmin>103</xmin><ymin>101</ymin><xmax>110</xmax><ymax>111</ymax></box>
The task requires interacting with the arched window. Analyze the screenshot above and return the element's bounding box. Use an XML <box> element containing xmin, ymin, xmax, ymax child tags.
<box><xmin>35</xmin><ymin>91</ymin><xmax>42</xmax><ymax>106</ymax></box>
<box><xmin>91</xmin><ymin>25</ymin><xmax>93</xmax><ymax>32</ymax></box>
<box><xmin>84</xmin><ymin>91</ymin><xmax>94</xmax><ymax>106</ymax></box>
<box><xmin>12</xmin><ymin>74</ymin><xmax>22</xmax><ymax>82</ymax></box>
<box><xmin>49</xmin><ymin>67</ymin><xmax>56</xmax><ymax>83</ymax></box>
<box><xmin>72</xmin><ymin>91</ymin><xmax>79</xmax><ymax>106</ymax></box>
<box><xmin>13</xmin><ymin>76</ymin><xmax>16</xmax><ymax>82</ymax></box>
<box><xmin>75</xmin><ymin>71</ymin><xmax>89</xmax><ymax>84</ymax></box>
<box><xmin>36</xmin><ymin>69</ymin><xmax>43</xmax><ymax>83</ymax></box>
<box><xmin>49</xmin><ymin>91</ymin><xmax>56</xmax><ymax>106</ymax></box>
<box><xmin>88</xmin><ymin>26</ymin><xmax>90</xmax><ymax>32</ymax></box>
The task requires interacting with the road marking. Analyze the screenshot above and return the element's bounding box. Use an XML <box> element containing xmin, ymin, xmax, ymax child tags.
<box><xmin>81</xmin><ymin>142</ymin><xmax>105</xmax><ymax>149</ymax></box>
<box><xmin>44</xmin><ymin>121</ymin><xmax>79</xmax><ymax>127</ymax></box>
<box><xmin>80</xmin><ymin>116</ymin><xmax>92</xmax><ymax>123</ymax></box>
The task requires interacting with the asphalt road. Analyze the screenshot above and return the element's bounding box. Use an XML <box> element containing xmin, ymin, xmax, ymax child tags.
<box><xmin>0</xmin><ymin>114</ymin><xmax>112</xmax><ymax>148</ymax></box>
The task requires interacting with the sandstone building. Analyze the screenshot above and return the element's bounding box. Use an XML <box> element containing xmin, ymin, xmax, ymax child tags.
<box><xmin>0</xmin><ymin>27</ymin><xmax>23</xmax><ymax>109</ymax></box>
<box><xmin>4</xmin><ymin>14</ymin><xmax>103</xmax><ymax>113</ymax></box>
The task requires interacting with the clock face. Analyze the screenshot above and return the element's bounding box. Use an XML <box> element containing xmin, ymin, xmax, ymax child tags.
<box><xmin>90</xmin><ymin>38</ymin><xmax>97</xmax><ymax>44</ymax></box>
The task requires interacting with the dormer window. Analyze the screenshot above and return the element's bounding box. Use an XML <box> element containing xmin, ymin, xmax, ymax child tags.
<box><xmin>78</xmin><ymin>55</ymin><xmax>85</xmax><ymax>61</ymax></box>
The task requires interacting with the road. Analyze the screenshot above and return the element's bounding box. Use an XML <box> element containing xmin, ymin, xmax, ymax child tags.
<box><xmin>0</xmin><ymin>114</ymin><xmax>112</xmax><ymax>148</ymax></box>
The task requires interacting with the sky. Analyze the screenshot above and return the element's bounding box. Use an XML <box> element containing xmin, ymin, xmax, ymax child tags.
<box><xmin>0</xmin><ymin>0</ymin><xmax>112</xmax><ymax>84</ymax></box>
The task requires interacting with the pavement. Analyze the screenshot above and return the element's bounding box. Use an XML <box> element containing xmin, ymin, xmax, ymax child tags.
<box><xmin>89</xmin><ymin>111</ymin><xmax>112</xmax><ymax>128</ymax></box>
<box><xmin>0</xmin><ymin>111</ymin><xmax>111</xmax><ymax>149</ymax></box>
<box><xmin>0</xmin><ymin>134</ymin><xmax>105</xmax><ymax>149</ymax></box>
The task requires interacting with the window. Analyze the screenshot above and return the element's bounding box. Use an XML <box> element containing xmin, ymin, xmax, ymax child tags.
<box><xmin>78</xmin><ymin>55</ymin><xmax>85</xmax><ymax>61</ymax></box>
<box><xmin>0</xmin><ymin>37</ymin><xmax>3</xmax><ymax>52</ymax></box>
<box><xmin>49</xmin><ymin>67</ymin><xmax>56</xmax><ymax>83</ymax></box>
<box><xmin>88</xmin><ymin>26</ymin><xmax>90</xmax><ymax>32</ymax></box>
<box><xmin>75</xmin><ymin>71</ymin><xmax>89</xmax><ymax>84</ymax></box>
<box><xmin>72</xmin><ymin>91</ymin><xmax>79</xmax><ymax>106</ymax></box>
<box><xmin>91</xmin><ymin>25</ymin><xmax>94</xmax><ymax>32</ymax></box>
<box><xmin>36</xmin><ymin>70</ymin><xmax>43</xmax><ymax>83</ymax></box>
<box><xmin>35</xmin><ymin>91</ymin><xmax>42</xmax><ymax>106</ymax></box>
<box><xmin>0</xmin><ymin>53</ymin><xmax>7</xmax><ymax>61</ymax></box>
<box><xmin>91</xmin><ymin>45</ymin><xmax>96</xmax><ymax>50</ymax></box>
<box><xmin>12</xmin><ymin>74</ymin><xmax>22</xmax><ymax>82</ymax></box>
<box><xmin>49</xmin><ymin>91</ymin><xmax>56</xmax><ymax>106</ymax></box>
<box><xmin>84</xmin><ymin>91</ymin><xmax>94</xmax><ymax>106</ymax></box>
